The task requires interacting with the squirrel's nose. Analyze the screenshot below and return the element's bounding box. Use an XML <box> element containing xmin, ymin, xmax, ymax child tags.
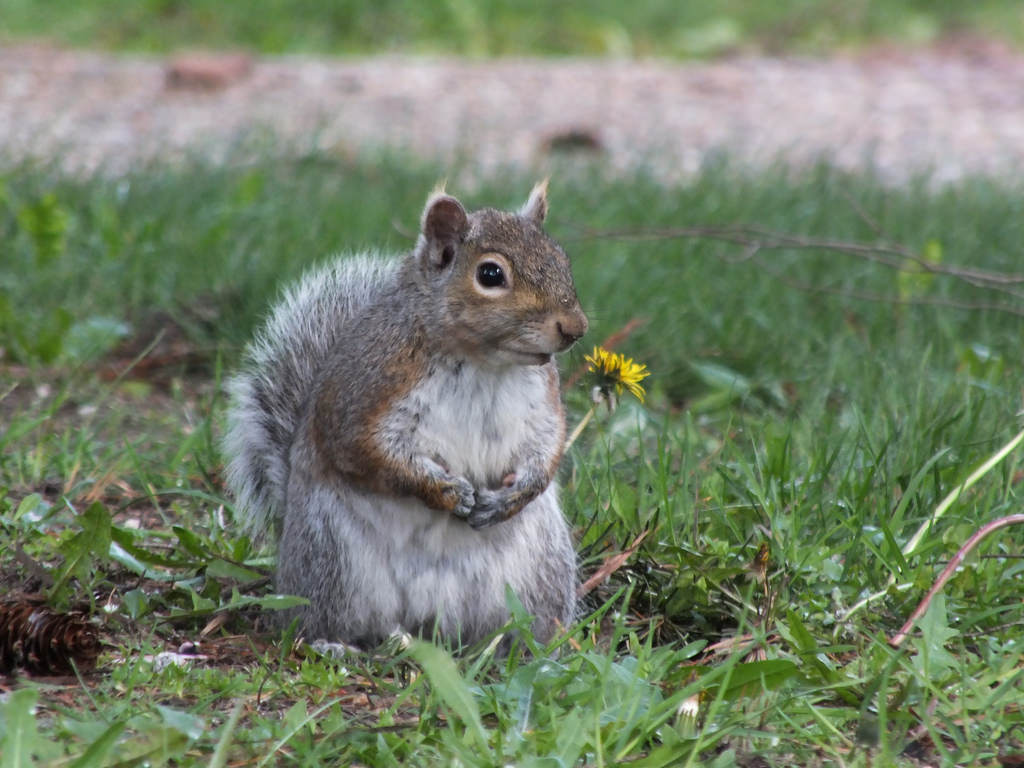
<box><xmin>556</xmin><ymin>313</ymin><xmax>587</xmax><ymax>346</ymax></box>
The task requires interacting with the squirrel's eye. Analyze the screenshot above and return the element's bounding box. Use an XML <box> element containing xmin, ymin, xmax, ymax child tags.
<box><xmin>476</xmin><ymin>261</ymin><xmax>506</xmax><ymax>289</ymax></box>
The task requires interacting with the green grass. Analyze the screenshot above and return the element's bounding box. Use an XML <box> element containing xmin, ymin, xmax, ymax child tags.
<box><xmin>1</xmin><ymin>0</ymin><xmax>1023</xmax><ymax>56</ymax></box>
<box><xmin>3</xmin><ymin>153</ymin><xmax>1024</xmax><ymax>764</ymax></box>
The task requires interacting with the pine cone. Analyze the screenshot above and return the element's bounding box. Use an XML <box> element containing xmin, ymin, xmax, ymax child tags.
<box><xmin>0</xmin><ymin>597</ymin><xmax>102</xmax><ymax>675</ymax></box>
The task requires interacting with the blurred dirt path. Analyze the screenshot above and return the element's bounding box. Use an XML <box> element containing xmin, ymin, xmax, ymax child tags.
<box><xmin>4</xmin><ymin>42</ymin><xmax>1024</xmax><ymax>181</ymax></box>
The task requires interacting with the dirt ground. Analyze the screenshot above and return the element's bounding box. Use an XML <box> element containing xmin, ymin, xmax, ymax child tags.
<box><xmin>3</xmin><ymin>40</ymin><xmax>1024</xmax><ymax>181</ymax></box>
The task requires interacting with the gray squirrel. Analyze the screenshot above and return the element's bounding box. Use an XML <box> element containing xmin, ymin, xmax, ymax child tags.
<box><xmin>223</xmin><ymin>182</ymin><xmax>588</xmax><ymax>647</ymax></box>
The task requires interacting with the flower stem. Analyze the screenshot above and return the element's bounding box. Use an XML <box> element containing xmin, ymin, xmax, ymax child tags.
<box><xmin>565</xmin><ymin>406</ymin><xmax>596</xmax><ymax>451</ymax></box>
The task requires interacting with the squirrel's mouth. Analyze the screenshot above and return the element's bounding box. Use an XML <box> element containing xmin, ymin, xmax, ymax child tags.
<box><xmin>504</xmin><ymin>347</ymin><xmax>553</xmax><ymax>366</ymax></box>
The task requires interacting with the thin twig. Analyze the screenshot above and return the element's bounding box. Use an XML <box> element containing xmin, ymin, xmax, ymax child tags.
<box><xmin>577</xmin><ymin>529</ymin><xmax>650</xmax><ymax>599</ymax></box>
<box><xmin>755</xmin><ymin>260</ymin><xmax>1024</xmax><ymax>317</ymax></box>
<box><xmin>567</xmin><ymin>224</ymin><xmax>1024</xmax><ymax>297</ymax></box>
<box><xmin>889</xmin><ymin>514</ymin><xmax>1024</xmax><ymax>648</ymax></box>
<box><xmin>840</xmin><ymin>427</ymin><xmax>1024</xmax><ymax>626</ymax></box>
<box><xmin>838</xmin><ymin>187</ymin><xmax>885</xmax><ymax>237</ymax></box>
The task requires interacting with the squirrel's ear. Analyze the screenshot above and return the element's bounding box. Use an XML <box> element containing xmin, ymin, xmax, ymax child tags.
<box><xmin>420</xmin><ymin>193</ymin><xmax>469</xmax><ymax>268</ymax></box>
<box><xmin>520</xmin><ymin>179</ymin><xmax>549</xmax><ymax>224</ymax></box>
<box><xmin>422</xmin><ymin>193</ymin><xmax>468</xmax><ymax>244</ymax></box>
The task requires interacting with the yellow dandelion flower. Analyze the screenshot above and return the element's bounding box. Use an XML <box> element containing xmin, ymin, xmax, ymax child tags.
<box><xmin>584</xmin><ymin>346</ymin><xmax>651</xmax><ymax>404</ymax></box>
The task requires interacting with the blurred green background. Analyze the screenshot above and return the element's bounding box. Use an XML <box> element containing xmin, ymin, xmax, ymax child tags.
<box><xmin>1</xmin><ymin>0</ymin><xmax>1021</xmax><ymax>56</ymax></box>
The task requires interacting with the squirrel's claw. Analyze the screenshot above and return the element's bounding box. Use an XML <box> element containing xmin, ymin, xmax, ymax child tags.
<box><xmin>444</xmin><ymin>475</ymin><xmax>477</xmax><ymax>520</ymax></box>
<box><xmin>466</xmin><ymin>487</ymin><xmax>518</xmax><ymax>530</ymax></box>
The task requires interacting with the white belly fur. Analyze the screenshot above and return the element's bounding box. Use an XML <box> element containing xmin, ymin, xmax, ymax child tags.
<box><xmin>279</xmin><ymin>358</ymin><xmax>574</xmax><ymax>643</ymax></box>
<box><xmin>397</xmin><ymin>361</ymin><xmax>551</xmax><ymax>485</ymax></box>
<box><xmin>329</xmin><ymin>480</ymin><xmax>563</xmax><ymax>639</ymax></box>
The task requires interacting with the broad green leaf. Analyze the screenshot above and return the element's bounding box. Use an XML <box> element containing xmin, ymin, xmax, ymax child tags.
<box><xmin>110</xmin><ymin>528</ymin><xmax>194</xmax><ymax>571</ymax></box>
<box><xmin>14</xmin><ymin>493</ymin><xmax>47</xmax><ymax>521</ymax></box>
<box><xmin>408</xmin><ymin>640</ymin><xmax>489</xmax><ymax>751</ymax></box>
<box><xmin>107</xmin><ymin>726</ymin><xmax>189</xmax><ymax>765</ymax></box>
<box><xmin>67</xmin><ymin>721</ymin><xmax>127</xmax><ymax>768</ymax></box>
<box><xmin>123</xmin><ymin>588</ymin><xmax>149</xmax><ymax>619</ymax></box>
<box><xmin>172</xmin><ymin>525</ymin><xmax>210</xmax><ymax>558</ymax></box>
<box><xmin>216</xmin><ymin>590</ymin><xmax>307</xmax><ymax>612</ymax></box>
<box><xmin>282</xmin><ymin>701</ymin><xmax>310</xmax><ymax>736</ymax></box>
<box><xmin>689</xmin><ymin>360</ymin><xmax>752</xmax><ymax>396</ymax></box>
<box><xmin>554</xmin><ymin>704</ymin><xmax>588</xmax><ymax>763</ymax></box>
<box><xmin>156</xmin><ymin>705</ymin><xmax>205</xmax><ymax>741</ymax></box>
<box><xmin>51</xmin><ymin>501</ymin><xmax>112</xmax><ymax>601</ymax></box>
<box><xmin>701</xmin><ymin>659</ymin><xmax>800</xmax><ymax>700</ymax></box>
<box><xmin>252</xmin><ymin>594</ymin><xmax>309</xmax><ymax>611</ymax></box>
<box><xmin>108</xmin><ymin>541</ymin><xmax>159</xmax><ymax>579</ymax></box>
<box><xmin>206</xmin><ymin>558</ymin><xmax>264</xmax><ymax>583</ymax></box>
<box><xmin>1</xmin><ymin>689</ymin><xmax>42</xmax><ymax>768</ymax></box>
<box><xmin>912</xmin><ymin>592</ymin><xmax>958</xmax><ymax>680</ymax></box>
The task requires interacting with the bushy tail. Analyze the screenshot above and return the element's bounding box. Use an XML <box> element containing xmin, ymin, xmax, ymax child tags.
<box><xmin>223</xmin><ymin>253</ymin><xmax>396</xmax><ymax>537</ymax></box>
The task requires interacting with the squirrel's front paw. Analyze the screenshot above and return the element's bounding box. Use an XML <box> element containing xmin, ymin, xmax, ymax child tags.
<box><xmin>466</xmin><ymin>488</ymin><xmax>517</xmax><ymax>530</ymax></box>
<box><xmin>442</xmin><ymin>475</ymin><xmax>476</xmax><ymax>519</ymax></box>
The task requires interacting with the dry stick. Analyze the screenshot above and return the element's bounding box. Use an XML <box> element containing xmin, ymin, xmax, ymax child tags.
<box><xmin>576</xmin><ymin>529</ymin><xmax>650</xmax><ymax>599</ymax></box>
<box><xmin>837</xmin><ymin>186</ymin><xmax>885</xmax><ymax>238</ymax></box>
<box><xmin>841</xmin><ymin>426</ymin><xmax>1024</xmax><ymax>624</ymax></box>
<box><xmin>889</xmin><ymin>514</ymin><xmax>1024</xmax><ymax>648</ymax></box>
<box><xmin>753</xmin><ymin>260</ymin><xmax>1024</xmax><ymax>317</ymax></box>
<box><xmin>568</xmin><ymin>224</ymin><xmax>1024</xmax><ymax>298</ymax></box>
